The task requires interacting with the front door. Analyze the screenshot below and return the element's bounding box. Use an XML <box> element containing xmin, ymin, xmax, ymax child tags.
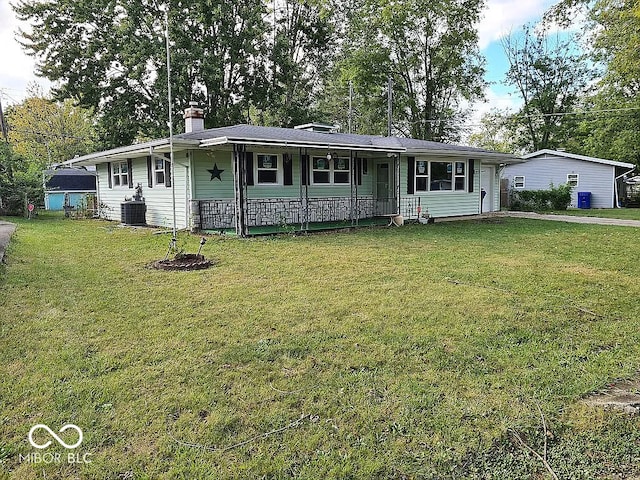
<box><xmin>480</xmin><ymin>166</ymin><xmax>495</xmax><ymax>213</ymax></box>
<box><xmin>375</xmin><ymin>162</ymin><xmax>395</xmax><ymax>215</ymax></box>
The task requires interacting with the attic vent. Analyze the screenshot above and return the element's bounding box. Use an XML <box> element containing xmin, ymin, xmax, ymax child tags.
<box><xmin>293</xmin><ymin>123</ymin><xmax>338</xmax><ymax>133</ymax></box>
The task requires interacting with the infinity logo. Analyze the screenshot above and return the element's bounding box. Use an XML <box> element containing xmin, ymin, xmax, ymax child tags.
<box><xmin>28</xmin><ymin>424</ymin><xmax>83</xmax><ymax>449</ymax></box>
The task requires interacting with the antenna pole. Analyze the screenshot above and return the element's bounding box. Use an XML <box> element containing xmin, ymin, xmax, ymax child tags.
<box><xmin>387</xmin><ymin>75</ymin><xmax>393</xmax><ymax>137</ymax></box>
<box><xmin>165</xmin><ymin>8</ymin><xmax>177</xmax><ymax>241</ymax></box>
<box><xmin>348</xmin><ymin>80</ymin><xmax>353</xmax><ymax>134</ymax></box>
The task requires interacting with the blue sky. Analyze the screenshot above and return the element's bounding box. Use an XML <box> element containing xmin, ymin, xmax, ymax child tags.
<box><xmin>1</xmin><ymin>0</ymin><xmax>575</xmax><ymax>122</ymax></box>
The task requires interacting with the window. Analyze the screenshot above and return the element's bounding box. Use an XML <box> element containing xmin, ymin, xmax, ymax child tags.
<box><xmin>430</xmin><ymin>161</ymin><xmax>452</xmax><ymax>191</ymax></box>
<box><xmin>415</xmin><ymin>160</ymin><xmax>428</xmax><ymax>191</ymax></box>
<box><xmin>256</xmin><ymin>154</ymin><xmax>279</xmax><ymax>184</ymax></box>
<box><xmin>567</xmin><ymin>174</ymin><xmax>578</xmax><ymax>187</ymax></box>
<box><xmin>333</xmin><ymin>157</ymin><xmax>350</xmax><ymax>184</ymax></box>
<box><xmin>154</xmin><ymin>158</ymin><xmax>166</xmax><ymax>185</ymax></box>
<box><xmin>514</xmin><ymin>175</ymin><xmax>525</xmax><ymax>188</ymax></box>
<box><xmin>112</xmin><ymin>161</ymin><xmax>129</xmax><ymax>187</ymax></box>
<box><xmin>454</xmin><ymin>162</ymin><xmax>466</xmax><ymax>191</ymax></box>
<box><xmin>311</xmin><ymin>157</ymin><xmax>350</xmax><ymax>184</ymax></box>
<box><xmin>312</xmin><ymin>157</ymin><xmax>330</xmax><ymax>184</ymax></box>
<box><xmin>415</xmin><ymin>159</ymin><xmax>467</xmax><ymax>192</ymax></box>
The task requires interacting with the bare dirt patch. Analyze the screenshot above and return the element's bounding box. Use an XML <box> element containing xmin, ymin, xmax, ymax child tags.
<box><xmin>582</xmin><ymin>379</ymin><xmax>640</xmax><ymax>414</ymax></box>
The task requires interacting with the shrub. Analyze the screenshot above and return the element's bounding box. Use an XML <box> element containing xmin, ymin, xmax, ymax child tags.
<box><xmin>510</xmin><ymin>183</ymin><xmax>573</xmax><ymax>211</ymax></box>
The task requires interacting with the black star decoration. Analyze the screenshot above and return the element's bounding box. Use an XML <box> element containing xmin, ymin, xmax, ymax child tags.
<box><xmin>207</xmin><ymin>163</ymin><xmax>224</xmax><ymax>181</ymax></box>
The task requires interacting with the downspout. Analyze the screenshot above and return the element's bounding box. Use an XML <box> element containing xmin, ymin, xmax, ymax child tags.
<box><xmin>188</xmin><ymin>150</ymin><xmax>196</xmax><ymax>231</ymax></box>
<box><xmin>96</xmin><ymin>169</ymin><xmax>102</xmax><ymax>219</ymax></box>
<box><xmin>614</xmin><ymin>167</ymin><xmax>636</xmax><ymax>208</ymax></box>
<box><xmin>478</xmin><ymin>163</ymin><xmax>482</xmax><ymax>214</ymax></box>
<box><xmin>395</xmin><ymin>153</ymin><xmax>401</xmax><ymax>215</ymax></box>
<box><xmin>184</xmin><ymin>153</ymin><xmax>190</xmax><ymax>230</ymax></box>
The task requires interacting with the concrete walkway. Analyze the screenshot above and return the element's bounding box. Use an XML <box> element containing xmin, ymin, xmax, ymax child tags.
<box><xmin>0</xmin><ymin>221</ymin><xmax>17</xmax><ymax>263</ymax></box>
<box><xmin>501</xmin><ymin>211</ymin><xmax>640</xmax><ymax>227</ymax></box>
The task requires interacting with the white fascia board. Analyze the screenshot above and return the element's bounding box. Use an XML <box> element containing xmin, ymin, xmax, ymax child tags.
<box><xmin>63</xmin><ymin>139</ymin><xmax>199</xmax><ymax>166</ymax></box>
<box><xmin>409</xmin><ymin>149</ymin><xmax>523</xmax><ymax>164</ymax></box>
<box><xmin>523</xmin><ymin>149</ymin><xmax>635</xmax><ymax>168</ymax></box>
<box><xmin>199</xmin><ymin>136</ymin><xmax>406</xmax><ymax>153</ymax></box>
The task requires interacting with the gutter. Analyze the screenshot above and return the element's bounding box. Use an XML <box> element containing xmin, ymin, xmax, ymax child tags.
<box><xmin>199</xmin><ymin>136</ymin><xmax>406</xmax><ymax>153</ymax></box>
<box><xmin>62</xmin><ymin>138</ymin><xmax>200</xmax><ymax>166</ymax></box>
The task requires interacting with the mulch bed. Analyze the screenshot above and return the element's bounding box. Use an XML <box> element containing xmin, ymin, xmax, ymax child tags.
<box><xmin>151</xmin><ymin>254</ymin><xmax>214</xmax><ymax>271</ymax></box>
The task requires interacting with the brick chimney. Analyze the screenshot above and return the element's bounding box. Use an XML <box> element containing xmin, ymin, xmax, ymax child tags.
<box><xmin>183</xmin><ymin>101</ymin><xmax>204</xmax><ymax>133</ymax></box>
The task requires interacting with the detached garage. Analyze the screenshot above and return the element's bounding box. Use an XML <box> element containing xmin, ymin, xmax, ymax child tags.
<box><xmin>503</xmin><ymin>149</ymin><xmax>636</xmax><ymax>209</ymax></box>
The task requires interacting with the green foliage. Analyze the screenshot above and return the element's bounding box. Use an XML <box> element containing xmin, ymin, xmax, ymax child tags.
<box><xmin>0</xmin><ymin>142</ymin><xmax>44</xmax><ymax>216</ymax></box>
<box><xmin>468</xmin><ymin>108</ymin><xmax>517</xmax><ymax>153</ymax></box>
<box><xmin>323</xmin><ymin>0</ymin><xmax>485</xmax><ymax>141</ymax></box>
<box><xmin>502</xmin><ymin>24</ymin><xmax>594</xmax><ymax>153</ymax></box>
<box><xmin>542</xmin><ymin>0</ymin><xmax>640</xmax><ymax>165</ymax></box>
<box><xmin>251</xmin><ymin>0</ymin><xmax>337</xmax><ymax>128</ymax></box>
<box><xmin>510</xmin><ymin>183</ymin><xmax>573</xmax><ymax>211</ymax></box>
<box><xmin>6</xmin><ymin>89</ymin><xmax>96</xmax><ymax>166</ymax></box>
<box><xmin>13</xmin><ymin>0</ymin><xmax>338</xmax><ymax>147</ymax></box>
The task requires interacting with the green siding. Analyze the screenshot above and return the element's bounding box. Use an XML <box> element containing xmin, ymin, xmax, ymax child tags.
<box><xmin>400</xmin><ymin>155</ymin><xmax>482</xmax><ymax>218</ymax></box>
<box><xmin>193</xmin><ymin>150</ymin><xmax>374</xmax><ymax>200</ymax></box>
<box><xmin>192</xmin><ymin>150</ymin><xmax>234</xmax><ymax>199</ymax></box>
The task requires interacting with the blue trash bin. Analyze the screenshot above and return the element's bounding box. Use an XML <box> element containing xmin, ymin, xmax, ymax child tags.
<box><xmin>577</xmin><ymin>192</ymin><xmax>591</xmax><ymax>209</ymax></box>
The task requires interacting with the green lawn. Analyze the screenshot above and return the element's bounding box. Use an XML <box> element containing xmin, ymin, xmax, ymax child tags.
<box><xmin>1</xmin><ymin>213</ymin><xmax>640</xmax><ymax>479</ymax></box>
<box><xmin>549</xmin><ymin>208</ymin><xmax>640</xmax><ymax>220</ymax></box>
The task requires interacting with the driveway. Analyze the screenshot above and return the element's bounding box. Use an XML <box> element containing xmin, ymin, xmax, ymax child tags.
<box><xmin>502</xmin><ymin>211</ymin><xmax>640</xmax><ymax>227</ymax></box>
<box><xmin>0</xmin><ymin>221</ymin><xmax>17</xmax><ymax>263</ymax></box>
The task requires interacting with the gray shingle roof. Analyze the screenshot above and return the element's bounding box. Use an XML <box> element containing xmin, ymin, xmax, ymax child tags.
<box><xmin>67</xmin><ymin>123</ymin><xmax>520</xmax><ymax>166</ymax></box>
<box><xmin>176</xmin><ymin>124</ymin><xmax>510</xmax><ymax>156</ymax></box>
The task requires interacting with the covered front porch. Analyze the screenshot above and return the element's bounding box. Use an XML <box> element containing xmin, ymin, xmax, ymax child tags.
<box><xmin>191</xmin><ymin>143</ymin><xmax>412</xmax><ymax>236</ymax></box>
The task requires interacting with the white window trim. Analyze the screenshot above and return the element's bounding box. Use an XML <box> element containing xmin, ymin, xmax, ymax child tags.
<box><xmin>414</xmin><ymin>159</ymin><xmax>467</xmax><ymax>193</ymax></box>
<box><xmin>154</xmin><ymin>158</ymin><xmax>166</xmax><ymax>186</ymax></box>
<box><xmin>513</xmin><ymin>175</ymin><xmax>525</xmax><ymax>189</ymax></box>
<box><xmin>255</xmin><ymin>153</ymin><xmax>282</xmax><ymax>185</ymax></box>
<box><xmin>310</xmin><ymin>156</ymin><xmax>351</xmax><ymax>185</ymax></box>
<box><xmin>567</xmin><ymin>173</ymin><xmax>579</xmax><ymax>187</ymax></box>
<box><xmin>112</xmin><ymin>161</ymin><xmax>129</xmax><ymax>188</ymax></box>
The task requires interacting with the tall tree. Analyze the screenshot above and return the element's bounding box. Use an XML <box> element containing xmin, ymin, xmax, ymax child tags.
<box><xmin>324</xmin><ymin>0</ymin><xmax>486</xmax><ymax>141</ymax></box>
<box><xmin>501</xmin><ymin>25</ymin><xmax>593</xmax><ymax>152</ymax></box>
<box><xmin>14</xmin><ymin>0</ymin><xmax>268</xmax><ymax>148</ymax></box>
<box><xmin>543</xmin><ymin>0</ymin><xmax>639</xmax><ymax>164</ymax></box>
<box><xmin>468</xmin><ymin>109</ymin><xmax>516</xmax><ymax>153</ymax></box>
<box><xmin>252</xmin><ymin>0</ymin><xmax>336</xmax><ymax>127</ymax></box>
<box><xmin>6</xmin><ymin>90</ymin><xmax>96</xmax><ymax>167</ymax></box>
<box><xmin>582</xmin><ymin>0</ymin><xmax>640</xmax><ymax>164</ymax></box>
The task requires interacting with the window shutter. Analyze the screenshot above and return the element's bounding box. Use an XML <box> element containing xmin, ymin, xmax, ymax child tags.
<box><xmin>107</xmin><ymin>162</ymin><xmax>112</xmax><ymax>188</ymax></box>
<box><xmin>283</xmin><ymin>153</ymin><xmax>293</xmax><ymax>185</ymax></box>
<box><xmin>407</xmin><ymin>157</ymin><xmax>415</xmax><ymax>194</ymax></box>
<box><xmin>127</xmin><ymin>159</ymin><xmax>133</xmax><ymax>188</ymax></box>
<box><xmin>468</xmin><ymin>159</ymin><xmax>474</xmax><ymax>193</ymax></box>
<box><xmin>164</xmin><ymin>153</ymin><xmax>172</xmax><ymax>188</ymax></box>
<box><xmin>301</xmin><ymin>155</ymin><xmax>309</xmax><ymax>185</ymax></box>
<box><xmin>357</xmin><ymin>157</ymin><xmax>362</xmax><ymax>186</ymax></box>
<box><xmin>146</xmin><ymin>156</ymin><xmax>153</xmax><ymax>188</ymax></box>
<box><xmin>245</xmin><ymin>152</ymin><xmax>254</xmax><ymax>186</ymax></box>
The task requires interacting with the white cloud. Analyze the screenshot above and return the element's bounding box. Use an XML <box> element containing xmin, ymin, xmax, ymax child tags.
<box><xmin>0</xmin><ymin>1</ymin><xmax>51</xmax><ymax>105</ymax></box>
<box><xmin>477</xmin><ymin>0</ymin><xmax>558</xmax><ymax>49</ymax></box>
<box><xmin>471</xmin><ymin>87</ymin><xmax>519</xmax><ymax>121</ymax></box>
